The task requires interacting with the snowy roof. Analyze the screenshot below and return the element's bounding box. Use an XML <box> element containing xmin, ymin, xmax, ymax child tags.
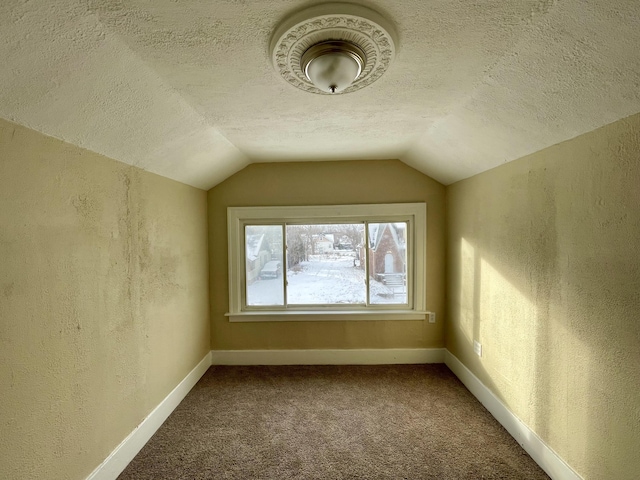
<box><xmin>245</xmin><ymin>234</ymin><xmax>265</xmax><ymax>261</ymax></box>
<box><xmin>370</xmin><ymin>223</ymin><xmax>406</xmax><ymax>251</ymax></box>
<box><xmin>311</xmin><ymin>233</ymin><xmax>334</xmax><ymax>244</ymax></box>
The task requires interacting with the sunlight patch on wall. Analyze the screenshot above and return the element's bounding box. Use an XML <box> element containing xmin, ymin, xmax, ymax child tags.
<box><xmin>458</xmin><ymin>238</ymin><xmax>476</xmax><ymax>344</ymax></box>
<box><xmin>479</xmin><ymin>257</ymin><xmax>537</xmax><ymax>416</ymax></box>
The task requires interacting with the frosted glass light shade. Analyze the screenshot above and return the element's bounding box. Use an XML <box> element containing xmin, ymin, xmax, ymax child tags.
<box><xmin>301</xmin><ymin>41</ymin><xmax>366</xmax><ymax>94</ymax></box>
<box><xmin>306</xmin><ymin>52</ymin><xmax>361</xmax><ymax>93</ymax></box>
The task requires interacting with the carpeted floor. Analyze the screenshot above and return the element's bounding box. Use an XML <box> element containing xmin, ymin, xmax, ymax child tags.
<box><xmin>118</xmin><ymin>364</ymin><xmax>550</xmax><ymax>479</ymax></box>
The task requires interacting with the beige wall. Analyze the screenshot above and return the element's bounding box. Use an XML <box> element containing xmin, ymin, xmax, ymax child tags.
<box><xmin>446</xmin><ymin>114</ymin><xmax>640</xmax><ymax>479</ymax></box>
<box><xmin>208</xmin><ymin>160</ymin><xmax>445</xmax><ymax>350</ymax></box>
<box><xmin>0</xmin><ymin>119</ymin><xmax>210</xmax><ymax>479</ymax></box>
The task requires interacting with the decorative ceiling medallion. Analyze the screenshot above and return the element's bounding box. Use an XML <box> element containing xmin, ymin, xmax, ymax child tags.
<box><xmin>269</xmin><ymin>3</ymin><xmax>397</xmax><ymax>95</ymax></box>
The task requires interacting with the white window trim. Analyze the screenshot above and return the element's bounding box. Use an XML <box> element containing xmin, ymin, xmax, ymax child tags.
<box><xmin>226</xmin><ymin>203</ymin><xmax>427</xmax><ymax>322</ymax></box>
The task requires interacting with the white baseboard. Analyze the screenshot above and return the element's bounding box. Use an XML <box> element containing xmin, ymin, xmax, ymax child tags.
<box><xmin>211</xmin><ymin>348</ymin><xmax>445</xmax><ymax>365</ymax></box>
<box><xmin>444</xmin><ymin>351</ymin><xmax>582</xmax><ymax>480</ymax></box>
<box><xmin>86</xmin><ymin>352</ymin><xmax>212</xmax><ymax>480</ymax></box>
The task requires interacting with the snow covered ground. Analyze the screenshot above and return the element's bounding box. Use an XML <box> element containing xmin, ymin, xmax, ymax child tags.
<box><xmin>246</xmin><ymin>252</ymin><xmax>406</xmax><ymax>306</ymax></box>
<box><xmin>288</xmin><ymin>254</ymin><xmax>366</xmax><ymax>304</ymax></box>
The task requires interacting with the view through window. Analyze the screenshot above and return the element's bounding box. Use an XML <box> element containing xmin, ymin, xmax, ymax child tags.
<box><xmin>227</xmin><ymin>203</ymin><xmax>426</xmax><ymax>318</ymax></box>
<box><xmin>245</xmin><ymin>222</ymin><xmax>408</xmax><ymax>307</ymax></box>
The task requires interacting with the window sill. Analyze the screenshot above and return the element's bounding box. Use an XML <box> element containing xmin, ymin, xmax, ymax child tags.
<box><xmin>225</xmin><ymin>311</ymin><xmax>429</xmax><ymax>322</ymax></box>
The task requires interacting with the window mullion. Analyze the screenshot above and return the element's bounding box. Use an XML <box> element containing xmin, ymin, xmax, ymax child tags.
<box><xmin>241</xmin><ymin>222</ymin><xmax>248</xmax><ymax>310</ymax></box>
<box><xmin>283</xmin><ymin>223</ymin><xmax>288</xmax><ymax>309</ymax></box>
<box><xmin>364</xmin><ymin>221</ymin><xmax>370</xmax><ymax>307</ymax></box>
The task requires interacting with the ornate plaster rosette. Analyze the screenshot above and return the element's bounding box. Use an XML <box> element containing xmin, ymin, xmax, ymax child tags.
<box><xmin>269</xmin><ymin>3</ymin><xmax>397</xmax><ymax>95</ymax></box>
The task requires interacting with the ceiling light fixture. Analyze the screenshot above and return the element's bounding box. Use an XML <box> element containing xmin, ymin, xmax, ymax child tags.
<box><xmin>270</xmin><ymin>3</ymin><xmax>397</xmax><ymax>95</ymax></box>
<box><xmin>301</xmin><ymin>40</ymin><xmax>366</xmax><ymax>94</ymax></box>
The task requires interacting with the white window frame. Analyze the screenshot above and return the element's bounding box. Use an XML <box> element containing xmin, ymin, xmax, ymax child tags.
<box><xmin>226</xmin><ymin>203</ymin><xmax>427</xmax><ymax>322</ymax></box>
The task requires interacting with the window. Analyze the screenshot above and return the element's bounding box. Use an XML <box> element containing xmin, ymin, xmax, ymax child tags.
<box><xmin>227</xmin><ymin>203</ymin><xmax>427</xmax><ymax>321</ymax></box>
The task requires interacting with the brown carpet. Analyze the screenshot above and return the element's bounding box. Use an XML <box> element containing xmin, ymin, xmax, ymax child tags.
<box><xmin>118</xmin><ymin>364</ymin><xmax>549</xmax><ymax>479</ymax></box>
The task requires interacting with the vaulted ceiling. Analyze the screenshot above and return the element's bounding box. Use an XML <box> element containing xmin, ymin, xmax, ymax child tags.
<box><xmin>2</xmin><ymin>1</ymin><xmax>639</xmax><ymax>189</ymax></box>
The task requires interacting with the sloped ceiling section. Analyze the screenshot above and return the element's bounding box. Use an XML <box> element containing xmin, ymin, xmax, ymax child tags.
<box><xmin>403</xmin><ymin>0</ymin><xmax>640</xmax><ymax>184</ymax></box>
<box><xmin>1</xmin><ymin>1</ymin><xmax>639</xmax><ymax>189</ymax></box>
<box><xmin>0</xmin><ymin>0</ymin><xmax>249</xmax><ymax>189</ymax></box>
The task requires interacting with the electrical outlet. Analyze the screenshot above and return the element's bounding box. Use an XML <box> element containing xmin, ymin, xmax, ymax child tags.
<box><xmin>473</xmin><ymin>340</ymin><xmax>482</xmax><ymax>357</ymax></box>
<box><xmin>428</xmin><ymin>312</ymin><xmax>436</xmax><ymax>323</ymax></box>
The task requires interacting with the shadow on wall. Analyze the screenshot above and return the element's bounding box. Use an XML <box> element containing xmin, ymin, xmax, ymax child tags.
<box><xmin>448</xmin><ymin>160</ymin><xmax>640</xmax><ymax>479</ymax></box>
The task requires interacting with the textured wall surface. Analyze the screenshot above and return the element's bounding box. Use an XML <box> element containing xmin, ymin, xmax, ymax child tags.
<box><xmin>0</xmin><ymin>119</ymin><xmax>210</xmax><ymax>479</ymax></box>
<box><xmin>446</xmin><ymin>113</ymin><xmax>640</xmax><ymax>479</ymax></box>
<box><xmin>208</xmin><ymin>160</ymin><xmax>445</xmax><ymax>350</ymax></box>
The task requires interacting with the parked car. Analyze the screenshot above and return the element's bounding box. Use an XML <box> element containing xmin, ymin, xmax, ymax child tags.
<box><xmin>259</xmin><ymin>261</ymin><xmax>281</xmax><ymax>279</ymax></box>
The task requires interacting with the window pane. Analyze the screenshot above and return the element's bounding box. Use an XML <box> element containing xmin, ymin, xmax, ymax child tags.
<box><xmin>245</xmin><ymin>225</ymin><xmax>284</xmax><ymax>306</ymax></box>
<box><xmin>368</xmin><ymin>222</ymin><xmax>408</xmax><ymax>304</ymax></box>
<box><xmin>286</xmin><ymin>224</ymin><xmax>365</xmax><ymax>305</ymax></box>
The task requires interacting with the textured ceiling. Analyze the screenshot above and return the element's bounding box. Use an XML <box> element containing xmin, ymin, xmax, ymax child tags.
<box><xmin>1</xmin><ymin>1</ymin><xmax>639</xmax><ymax>189</ymax></box>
